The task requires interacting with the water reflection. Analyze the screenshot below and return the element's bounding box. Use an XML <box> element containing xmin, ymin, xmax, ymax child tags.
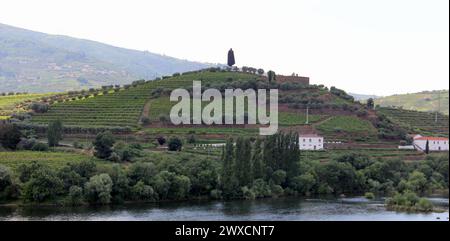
<box><xmin>0</xmin><ymin>196</ymin><xmax>448</xmax><ymax>221</ymax></box>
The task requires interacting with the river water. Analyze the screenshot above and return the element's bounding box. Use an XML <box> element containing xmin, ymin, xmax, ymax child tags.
<box><xmin>0</xmin><ymin>197</ymin><xmax>448</xmax><ymax>221</ymax></box>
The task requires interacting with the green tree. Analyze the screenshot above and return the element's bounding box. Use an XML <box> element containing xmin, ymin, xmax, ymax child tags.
<box><xmin>0</xmin><ymin>124</ymin><xmax>22</xmax><ymax>150</ymax></box>
<box><xmin>168</xmin><ymin>137</ymin><xmax>183</xmax><ymax>151</ymax></box>
<box><xmin>93</xmin><ymin>131</ymin><xmax>115</xmax><ymax>159</ymax></box>
<box><xmin>58</xmin><ymin>166</ymin><xmax>84</xmax><ymax>191</ymax></box>
<box><xmin>407</xmin><ymin>171</ymin><xmax>428</xmax><ymax>194</ymax></box>
<box><xmin>221</xmin><ymin>138</ymin><xmax>238</xmax><ymax>199</ymax></box>
<box><xmin>171</xmin><ymin>175</ymin><xmax>191</xmax><ymax>200</ymax></box>
<box><xmin>157</xmin><ymin>136</ymin><xmax>166</xmax><ymax>146</ymax></box>
<box><xmin>235</xmin><ymin>138</ymin><xmax>253</xmax><ymax>187</ymax></box>
<box><xmin>109</xmin><ymin>165</ymin><xmax>130</xmax><ymax>203</ymax></box>
<box><xmin>22</xmin><ymin>166</ymin><xmax>63</xmax><ymax>202</ymax></box>
<box><xmin>316</xmin><ymin>161</ymin><xmax>360</xmax><ymax>194</ymax></box>
<box><xmin>67</xmin><ymin>186</ymin><xmax>84</xmax><ymax>206</ymax></box>
<box><xmin>291</xmin><ymin>173</ymin><xmax>316</xmax><ymax>195</ymax></box>
<box><xmin>84</xmin><ymin>173</ymin><xmax>113</xmax><ymax>205</ymax></box>
<box><xmin>0</xmin><ymin>165</ymin><xmax>12</xmax><ymax>197</ymax></box>
<box><xmin>128</xmin><ymin>162</ymin><xmax>157</xmax><ymax>186</ymax></box>
<box><xmin>425</xmin><ymin>140</ymin><xmax>430</xmax><ymax>154</ymax></box>
<box><xmin>252</xmin><ymin>139</ymin><xmax>265</xmax><ymax>180</ymax></box>
<box><xmin>47</xmin><ymin>119</ymin><xmax>63</xmax><ymax>147</ymax></box>
<box><xmin>271</xmin><ymin>170</ymin><xmax>287</xmax><ymax>186</ymax></box>
<box><xmin>152</xmin><ymin>171</ymin><xmax>172</xmax><ymax>200</ymax></box>
<box><xmin>227</xmin><ymin>48</ymin><xmax>235</xmax><ymax>67</ymax></box>
<box><xmin>367</xmin><ymin>98</ymin><xmax>375</xmax><ymax>109</ymax></box>
<box><xmin>131</xmin><ymin>181</ymin><xmax>157</xmax><ymax>201</ymax></box>
<box><xmin>267</xmin><ymin>70</ymin><xmax>276</xmax><ymax>82</ymax></box>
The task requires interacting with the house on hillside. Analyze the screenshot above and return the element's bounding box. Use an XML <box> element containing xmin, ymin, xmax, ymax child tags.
<box><xmin>412</xmin><ymin>135</ymin><xmax>449</xmax><ymax>152</ymax></box>
<box><xmin>276</xmin><ymin>74</ymin><xmax>310</xmax><ymax>85</ymax></box>
<box><xmin>299</xmin><ymin>134</ymin><xmax>324</xmax><ymax>150</ymax></box>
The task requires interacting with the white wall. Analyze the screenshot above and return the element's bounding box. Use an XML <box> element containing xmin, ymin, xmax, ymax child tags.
<box><xmin>299</xmin><ymin>137</ymin><xmax>324</xmax><ymax>150</ymax></box>
<box><xmin>414</xmin><ymin>140</ymin><xmax>449</xmax><ymax>152</ymax></box>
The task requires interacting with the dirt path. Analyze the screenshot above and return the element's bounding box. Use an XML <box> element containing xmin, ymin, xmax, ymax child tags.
<box><xmin>141</xmin><ymin>99</ymin><xmax>151</xmax><ymax>120</ymax></box>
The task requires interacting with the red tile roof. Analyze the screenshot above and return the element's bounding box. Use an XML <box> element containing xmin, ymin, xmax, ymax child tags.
<box><xmin>299</xmin><ymin>134</ymin><xmax>322</xmax><ymax>138</ymax></box>
<box><xmin>415</xmin><ymin>137</ymin><xmax>448</xmax><ymax>141</ymax></box>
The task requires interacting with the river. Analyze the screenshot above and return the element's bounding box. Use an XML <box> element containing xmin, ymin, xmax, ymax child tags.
<box><xmin>0</xmin><ymin>196</ymin><xmax>448</xmax><ymax>221</ymax></box>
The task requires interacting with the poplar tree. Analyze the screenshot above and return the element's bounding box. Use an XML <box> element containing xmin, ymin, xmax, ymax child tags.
<box><xmin>221</xmin><ymin>138</ymin><xmax>238</xmax><ymax>199</ymax></box>
<box><xmin>47</xmin><ymin>119</ymin><xmax>63</xmax><ymax>147</ymax></box>
<box><xmin>252</xmin><ymin>138</ymin><xmax>265</xmax><ymax>180</ymax></box>
<box><xmin>237</xmin><ymin>138</ymin><xmax>253</xmax><ymax>187</ymax></box>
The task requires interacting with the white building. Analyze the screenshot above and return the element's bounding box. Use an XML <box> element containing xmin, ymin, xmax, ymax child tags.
<box><xmin>299</xmin><ymin>134</ymin><xmax>324</xmax><ymax>150</ymax></box>
<box><xmin>413</xmin><ymin>135</ymin><xmax>449</xmax><ymax>152</ymax></box>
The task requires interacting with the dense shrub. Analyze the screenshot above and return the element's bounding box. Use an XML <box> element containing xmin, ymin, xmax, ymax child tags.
<box><xmin>67</xmin><ymin>185</ymin><xmax>84</xmax><ymax>206</ymax></box>
<box><xmin>84</xmin><ymin>173</ymin><xmax>113</xmax><ymax>205</ymax></box>
<box><xmin>131</xmin><ymin>181</ymin><xmax>158</xmax><ymax>201</ymax></box>
<box><xmin>16</xmin><ymin>138</ymin><xmax>37</xmax><ymax>150</ymax></box>
<box><xmin>157</xmin><ymin>136</ymin><xmax>166</xmax><ymax>146</ymax></box>
<box><xmin>0</xmin><ymin>124</ymin><xmax>22</xmax><ymax>150</ymax></box>
<box><xmin>22</xmin><ymin>167</ymin><xmax>63</xmax><ymax>202</ymax></box>
<box><xmin>168</xmin><ymin>138</ymin><xmax>183</xmax><ymax>151</ymax></box>
<box><xmin>30</xmin><ymin>102</ymin><xmax>49</xmax><ymax>113</ymax></box>
<box><xmin>31</xmin><ymin>142</ymin><xmax>49</xmax><ymax>151</ymax></box>
<box><xmin>0</xmin><ymin>165</ymin><xmax>12</xmax><ymax>194</ymax></box>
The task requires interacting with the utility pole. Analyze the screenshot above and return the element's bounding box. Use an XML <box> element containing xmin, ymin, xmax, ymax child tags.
<box><xmin>305</xmin><ymin>106</ymin><xmax>309</xmax><ymax>125</ymax></box>
<box><xmin>435</xmin><ymin>91</ymin><xmax>441</xmax><ymax>123</ymax></box>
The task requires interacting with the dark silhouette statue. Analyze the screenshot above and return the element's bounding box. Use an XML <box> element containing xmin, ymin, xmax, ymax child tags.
<box><xmin>227</xmin><ymin>48</ymin><xmax>235</xmax><ymax>67</ymax></box>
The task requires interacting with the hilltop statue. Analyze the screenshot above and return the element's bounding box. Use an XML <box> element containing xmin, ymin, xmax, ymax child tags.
<box><xmin>227</xmin><ymin>48</ymin><xmax>235</xmax><ymax>67</ymax></box>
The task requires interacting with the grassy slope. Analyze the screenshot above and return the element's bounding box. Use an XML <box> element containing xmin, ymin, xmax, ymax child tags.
<box><xmin>0</xmin><ymin>151</ymin><xmax>99</xmax><ymax>171</ymax></box>
<box><xmin>375</xmin><ymin>90</ymin><xmax>449</xmax><ymax>115</ymax></box>
<box><xmin>316</xmin><ymin>116</ymin><xmax>378</xmax><ymax>141</ymax></box>
<box><xmin>0</xmin><ymin>93</ymin><xmax>55</xmax><ymax>118</ymax></box>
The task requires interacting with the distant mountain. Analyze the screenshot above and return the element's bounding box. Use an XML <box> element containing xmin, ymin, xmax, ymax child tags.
<box><xmin>375</xmin><ymin>90</ymin><xmax>449</xmax><ymax>115</ymax></box>
<box><xmin>0</xmin><ymin>23</ymin><xmax>212</xmax><ymax>93</ymax></box>
<box><xmin>349</xmin><ymin>93</ymin><xmax>380</xmax><ymax>101</ymax></box>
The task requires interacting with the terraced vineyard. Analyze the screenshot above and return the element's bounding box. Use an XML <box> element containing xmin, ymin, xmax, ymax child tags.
<box><xmin>148</xmin><ymin>97</ymin><xmax>326</xmax><ymax>126</ymax></box>
<box><xmin>30</xmin><ymin>72</ymin><xmax>259</xmax><ymax>128</ymax></box>
<box><xmin>379</xmin><ymin>107</ymin><xmax>449</xmax><ymax>137</ymax></box>
<box><xmin>31</xmin><ymin>85</ymin><xmax>153</xmax><ymax>127</ymax></box>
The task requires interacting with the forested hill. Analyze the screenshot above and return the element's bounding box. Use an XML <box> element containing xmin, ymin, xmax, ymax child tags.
<box><xmin>0</xmin><ymin>23</ymin><xmax>212</xmax><ymax>93</ymax></box>
<box><xmin>375</xmin><ymin>90</ymin><xmax>449</xmax><ymax>115</ymax></box>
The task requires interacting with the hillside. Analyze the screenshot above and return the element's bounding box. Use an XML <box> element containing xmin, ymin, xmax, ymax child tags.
<box><xmin>378</xmin><ymin>107</ymin><xmax>449</xmax><ymax>137</ymax></box>
<box><xmin>375</xmin><ymin>90</ymin><xmax>449</xmax><ymax>115</ymax></box>
<box><xmin>0</xmin><ymin>23</ymin><xmax>212</xmax><ymax>93</ymax></box>
<box><xmin>6</xmin><ymin>69</ymin><xmax>414</xmax><ymax>144</ymax></box>
<box><xmin>349</xmin><ymin>93</ymin><xmax>380</xmax><ymax>101</ymax></box>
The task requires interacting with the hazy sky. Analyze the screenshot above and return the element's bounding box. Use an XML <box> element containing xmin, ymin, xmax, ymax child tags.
<box><xmin>1</xmin><ymin>0</ymin><xmax>448</xmax><ymax>95</ymax></box>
